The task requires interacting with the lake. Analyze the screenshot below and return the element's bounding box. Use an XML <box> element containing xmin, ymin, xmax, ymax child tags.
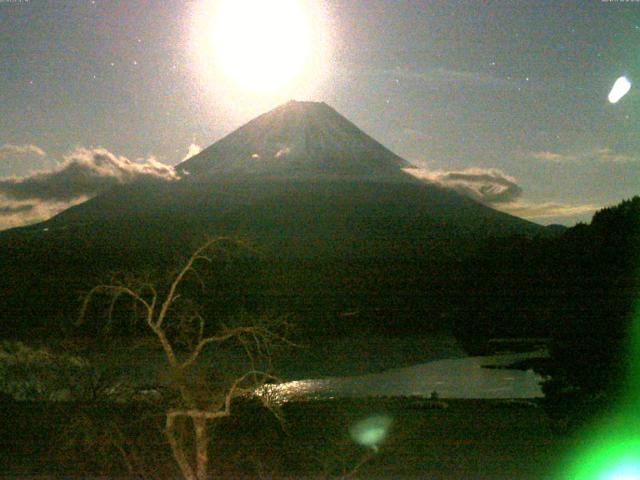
<box><xmin>262</xmin><ymin>350</ymin><xmax>547</xmax><ymax>402</ymax></box>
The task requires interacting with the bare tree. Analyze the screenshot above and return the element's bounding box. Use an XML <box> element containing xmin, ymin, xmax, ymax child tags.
<box><xmin>79</xmin><ymin>238</ymin><xmax>292</xmax><ymax>480</ymax></box>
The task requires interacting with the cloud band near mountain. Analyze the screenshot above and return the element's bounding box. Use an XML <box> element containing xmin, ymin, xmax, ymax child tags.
<box><xmin>404</xmin><ymin>167</ymin><xmax>522</xmax><ymax>204</ymax></box>
<box><xmin>0</xmin><ymin>143</ymin><xmax>46</xmax><ymax>159</ymax></box>
<box><xmin>404</xmin><ymin>166</ymin><xmax>597</xmax><ymax>222</ymax></box>
<box><xmin>0</xmin><ymin>147</ymin><xmax>177</xmax><ymax>230</ymax></box>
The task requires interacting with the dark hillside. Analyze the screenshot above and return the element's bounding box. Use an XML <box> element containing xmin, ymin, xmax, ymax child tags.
<box><xmin>0</xmin><ymin>179</ymin><xmax>545</xmax><ymax>337</ymax></box>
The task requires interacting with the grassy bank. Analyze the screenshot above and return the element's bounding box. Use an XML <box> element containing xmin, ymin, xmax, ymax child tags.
<box><xmin>0</xmin><ymin>396</ymin><xmax>578</xmax><ymax>479</ymax></box>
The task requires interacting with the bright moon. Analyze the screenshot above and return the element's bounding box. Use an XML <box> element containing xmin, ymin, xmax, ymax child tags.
<box><xmin>196</xmin><ymin>0</ymin><xmax>313</xmax><ymax>93</ymax></box>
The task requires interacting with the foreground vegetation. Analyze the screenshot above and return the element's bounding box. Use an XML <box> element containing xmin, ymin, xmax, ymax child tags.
<box><xmin>1</xmin><ymin>196</ymin><xmax>639</xmax><ymax>478</ymax></box>
<box><xmin>0</xmin><ymin>396</ymin><xmax>577</xmax><ymax>479</ymax></box>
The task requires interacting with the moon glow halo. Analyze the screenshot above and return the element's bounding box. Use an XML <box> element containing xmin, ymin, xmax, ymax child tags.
<box><xmin>192</xmin><ymin>0</ymin><xmax>317</xmax><ymax>95</ymax></box>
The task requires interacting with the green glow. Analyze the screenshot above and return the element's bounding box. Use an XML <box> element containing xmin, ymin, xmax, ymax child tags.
<box><xmin>608</xmin><ymin>76</ymin><xmax>631</xmax><ymax>104</ymax></box>
<box><xmin>349</xmin><ymin>415</ymin><xmax>392</xmax><ymax>449</ymax></box>
<box><xmin>560</xmin><ymin>429</ymin><xmax>640</xmax><ymax>479</ymax></box>
<box><xmin>602</xmin><ymin>461</ymin><xmax>640</xmax><ymax>480</ymax></box>
<box><xmin>558</xmin><ymin>302</ymin><xmax>640</xmax><ymax>479</ymax></box>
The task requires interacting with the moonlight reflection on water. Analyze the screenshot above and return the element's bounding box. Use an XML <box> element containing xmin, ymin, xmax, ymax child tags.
<box><xmin>258</xmin><ymin>351</ymin><xmax>547</xmax><ymax>403</ymax></box>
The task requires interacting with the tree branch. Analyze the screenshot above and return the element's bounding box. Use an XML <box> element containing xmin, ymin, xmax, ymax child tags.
<box><xmin>180</xmin><ymin>326</ymin><xmax>271</xmax><ymax>370</ymax></box>
<box><xmin>78</xmin><ymin>285</ymin><xmax>152</xmax><ymax>326</ymax></box>
<box><xmin>155</xmin><ymin>238</ymin><xmax>226</xmax><ymax>329</ymax></box>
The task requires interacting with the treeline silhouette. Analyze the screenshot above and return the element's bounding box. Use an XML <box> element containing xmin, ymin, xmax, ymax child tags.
<box><xmin>454</xmin><ymin>196</ymin><xmax>640</xmax><ymax>405</ymax></box>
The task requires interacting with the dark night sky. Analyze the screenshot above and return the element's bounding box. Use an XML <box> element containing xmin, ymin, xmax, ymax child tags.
<box><xmin>1</xmin><ymin>0</ymin><xmax>639</xmax><ymax>228</ymax></box>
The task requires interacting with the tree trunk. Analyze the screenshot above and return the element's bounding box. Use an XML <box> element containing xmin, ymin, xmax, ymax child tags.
<box><xmin>166</xmin><ymin>414</ymin><xmax>197</xmax><ymax>480</ymax></box>
<box><xmin>193</xmin><ymin>416</ymin><xmax>209</xmax><ymax>480</ymax></box>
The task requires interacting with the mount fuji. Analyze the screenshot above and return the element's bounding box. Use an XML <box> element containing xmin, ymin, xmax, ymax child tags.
<box><xmin>0</xmin><ymin>101</ymin><xmax>550</xmax><ymax>335</ymax></box>
<box><xmin>177</xmin><ymin>101</ymin><xmax>412</xmax><ymax>182</ymax></box>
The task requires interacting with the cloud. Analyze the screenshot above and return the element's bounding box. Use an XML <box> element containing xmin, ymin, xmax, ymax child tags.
<box><xmin>529</xmin><ymin>151</ymin><xmax>578</xmax><ymax>162</ymax></box>
<box><xmin>0</xmin><ymin>203</ymin><xmax>34</xmax><ymax>215</ymax></box>
<box><xmin>0</xmin><ymin>143</ymin><xmax>52</xmax><ymax>177</ymax></box>
<box><xmin>404</xmin><ymin>167</ymin><xmax>522</xmax><ymax>204</ymax></box>
<box><xmin>530</xmin><ymin>148</ymin><xmax>637</xmax><ymax>163</ymax></box>
<box><xmin>426</xmin><ymin>67</ymin><xmax>513</xmax><ymax>88</ymax></box>
<box><xmin>0</xmin><ymin>195</ymin><xmax>89</xmax><ymax>231</ymax></box>
<box><xmin>354</xmin><ymin>65</ymin><xmax>515</xmax><ymax>89</ymax></box>
<box><xmin>182</xmin><ymin>143</ymin><xmax>202</xmax><ymax>162</ymax></box>
<box><xmin>404</xmin><ymin>165</ymin><xmax>597</xmax><ymax>223</ymax></box>
<box><xmin>592</xmin><ymin>148</ymin><xmax>634</xmax><ymax>163</ymax></box>
<box><xmin>275</xmin><ymin>147</ymin><xmax>290</xmax><ymax>158</ymax></box>
<box><xmin>0</xmin><ymin>147</ymin><xmax>177</xmax><ymax>202</ymax></box>
<box><xmin>0</xmin><ymin>147</ymin><xmax>177</xmax><ymax>231</ymax></box>
<box><xmin>498</xmin><ymin>201</ymin><xmax>598</xmax><ymax>220</ymax></box>
<box><xmin>0</xmin><ymin>143</ymin><xmax>46</xmax><ymax>159</ymax></box>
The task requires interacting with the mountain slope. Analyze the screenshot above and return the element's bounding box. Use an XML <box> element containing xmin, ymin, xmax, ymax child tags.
<box><xmin>177</xmin><ymin>100</ymin><xmax>413</xmax><ymax>181</ymax></box>
<box><xmin>25</xmin><ymin>178</ymin><xmax>544</xmax><ymax>258</ymax></box>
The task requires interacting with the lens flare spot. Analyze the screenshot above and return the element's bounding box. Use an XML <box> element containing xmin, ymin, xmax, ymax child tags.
<box><xmin>349</xmin><ymin>415</ymin><xmax>392</xmax><ymax>450</ymax></box>
<box><xmin>601</xmin><ymin>461</ymin><xmax>640</xmax><ymax>480</ymax></box>
<box><xmin>608</xmin><ymin>76</ymin><xmax>631</xmax><ymax>104</ymax></box>
<box><xmin>560</xmin><ymin>430</ymin><xmax>640</xmax><ymax>480</ymax></box>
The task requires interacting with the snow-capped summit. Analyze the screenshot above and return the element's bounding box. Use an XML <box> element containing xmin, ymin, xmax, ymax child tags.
<box><xmin>177</xmin><ymin>101</ymin><xmax>412</xmax><ymax>181</ymax></box>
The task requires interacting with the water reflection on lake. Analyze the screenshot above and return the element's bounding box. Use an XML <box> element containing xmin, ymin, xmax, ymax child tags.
<box><xmin>260</xmin><ymin>351</ymin><xmax>547</xmax><ymax>403</ymax></box>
